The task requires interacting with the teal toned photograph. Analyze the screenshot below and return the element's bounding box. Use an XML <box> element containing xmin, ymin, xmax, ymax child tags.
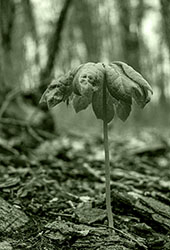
<box><xmin>0</xmin><ymin>1</ymin><xmax>169</xmax><ymax>249</ymax></box>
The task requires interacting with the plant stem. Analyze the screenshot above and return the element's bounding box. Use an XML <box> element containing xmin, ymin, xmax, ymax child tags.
<box><xmin>103</xmin><ymin>73</ymin><xmax>113</xmax><ymax>228</ymax></box>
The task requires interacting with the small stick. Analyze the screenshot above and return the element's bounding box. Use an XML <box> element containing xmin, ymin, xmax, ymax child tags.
<box><xmin>0</xmin><ymin>88</ymin><xmax>20</xmax><ymax>119</ymax></box>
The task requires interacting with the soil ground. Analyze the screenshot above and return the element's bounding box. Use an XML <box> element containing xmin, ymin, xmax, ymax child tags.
<box><xmin>0</xmin><ymin>125</ymin><xmax>170</xmax><ymax>250</ymax></box>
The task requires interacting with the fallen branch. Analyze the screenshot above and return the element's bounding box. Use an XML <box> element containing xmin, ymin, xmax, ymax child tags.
<box><xmin>0</xmin><ymin>88</ymin><xmax>20</xmax><ymax>119</ymax></box>
<box><xmin>0</xmin><ymin>117</ymin><xmax>56</xmax><ymax>140</ymax></box>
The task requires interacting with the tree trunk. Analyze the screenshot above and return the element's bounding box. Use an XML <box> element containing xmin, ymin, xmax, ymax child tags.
<box><xmin>22</xmin><ymin>0</ymin><xmax>40</xmax><ymax>66</ymax></box>
<box><xmin>116</xmin><ymin>0</ymin><xmax>141</xmax><ymax>72</ymax></box>
<box><xmin>0</xmin><ymin>0</ymin><xmax>15</xmax><ymax>96</ymax></box>
<box><xmin>40</xmin><ymin>0</ymin><xmax>73</xmax><ymax>94</ymax></box>
<box><xmin>160</xmin><ymin>0</ymin><xmax>170</xmax><ymax>59</ymax></box>
<box><xmin>73</xmin><ymin>0</ymin><xmax>101</xmax><ymax>62</ymax></box>
<box><xmin>160</xmin><ymin>0</ymin><xmax>170</xmax><ymax>116</ymax></box>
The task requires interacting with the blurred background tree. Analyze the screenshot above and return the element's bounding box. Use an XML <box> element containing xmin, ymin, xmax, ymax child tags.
<box><xmin>0</xmin><ymin>0</ymin><xmax>169</xmax><ymax>135</ymax></box>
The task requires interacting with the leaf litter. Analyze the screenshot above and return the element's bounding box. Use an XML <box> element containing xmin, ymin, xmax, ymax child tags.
<box><xmin>0</xmin><ymin>128</ymin><xmax>170</xmax><ymax>249</ymax></box>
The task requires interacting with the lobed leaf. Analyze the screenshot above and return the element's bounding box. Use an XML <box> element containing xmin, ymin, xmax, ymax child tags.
<box><xmin>107</xmin><ymin>62</ymin><xmax>153</xmax><ymax>108</ymax></box>
<box><xmin>106</xmin><ymin>65</ymin><xmax>132</xmax><ymax>104</ymax></box>
<box><xmin>39</xmin><ymin>71</ymin><xmax>74</xmax><ymax>108</ymax></box>
<box><xmin>92</xmin><ymin>88</ymin><xmax>115</xmax><ymax>123</ymax></box>
<box><xmin>116</xmin><ymin>101</ymin><xmax>131</xmax><ymax>122</ymax></box>
<box><xmin>40</xmin><ymin>61</ymin><xmax>152</xmax><ymax>123</ymax></box>
<box><xmin>72</xmin><ymin>95</ymin><xmax>91</xmax><ymax>113</ymax></box>
<box><xmin>114</xmin><ymin>61</ymin><xmax>153</xmax><ymax>107</ymax></box>
<box><xmin>73</xmin><ymin>63</ymin><xmax>104</xmax><ymax>97</ymax></box>
<box><xmin>39</xmin><ymin>80</ymin><xmax>63</xmax><ymax>108</ymax></box>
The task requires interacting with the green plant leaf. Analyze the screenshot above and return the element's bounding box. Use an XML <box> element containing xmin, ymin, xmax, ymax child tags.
<box><xmin>40</xmin><ymin>61</ymin><xmax>153</xmax><ymax>124</ymax></box>
<box><xmin>116</xmin><ymin>101</ymin><xmax>131</xmax><ymax>121</ymax></box>
<box><xmin>39</xmin><ymin>71</ymin><xmax>74</xmax><ymax>108</ymax></box>
<box><xmin>106</xmin><ymin>62</ymin><xmax>153</xmax><ymax>108</ymax></box>
<box><xmin>73</xmin><ymin>63</ymin><xmax>104</xmax><ymax>97</ymax></box>
<box><xmin>39</xmin><ymin>80</ymin><xmax>63</xmax><ymax>108</ymax></box>
<box><xmin>73</xmin><ymin>95</ymin><xmax>91</xmax><ymax>113</ymax></box>
<box><xmin>113</xmin><ymin>61</ymin><xmax>153</xmax><ymax>107</ymax></box>
<box><xmin>92</xmin><ymin>89</ymin><xmax>115</xmax><ymax>123</ymax></box>
<box><xmin>106</xmin><ymin>65</ymin><xmax>132</xmax><ymax>104</ymax></box>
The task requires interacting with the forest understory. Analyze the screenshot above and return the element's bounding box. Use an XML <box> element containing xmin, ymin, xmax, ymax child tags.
<box><xmin>0</xmin><ymin>124</ymin><xmax>170</xmax><ymax>250</ymax></box>
<box><xmin>1</xmin><ymin>0</ymin><xmax>170</xmax><ymax>249</ymax></box>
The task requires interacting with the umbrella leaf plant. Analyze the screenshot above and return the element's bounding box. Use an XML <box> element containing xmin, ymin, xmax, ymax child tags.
<box><xmin>40</xmin><ymin>62</ymin><xmax>153</xmax><ymax>228</ymax></box>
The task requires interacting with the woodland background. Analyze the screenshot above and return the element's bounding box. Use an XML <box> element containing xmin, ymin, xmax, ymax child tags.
<box><xmin>0</xmin><ymin>1</ymin><xmax>170</xmax><ymax>250</ymax></box>
<box><xmin>0</xmin><ymin>0</ymin><xmax>170</xmax><ymax>134</ymax></box>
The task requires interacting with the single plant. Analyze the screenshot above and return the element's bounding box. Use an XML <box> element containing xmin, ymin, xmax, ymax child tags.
<box><xmin>40</xmin><ymin>62</ymin><xmax>153</xmax><ymax>228</ymax></box>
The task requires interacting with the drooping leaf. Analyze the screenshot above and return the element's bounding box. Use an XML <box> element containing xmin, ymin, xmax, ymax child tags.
<box><xmin>116</xmin><ymin>101</ymin><xmax>131</xmax><ymax>122</ymax></box>
<box><xmin>39</xmin><ymin>71</ymin><xmax>74</xmax><ymax>108</ymax></box>
<box><xmin>40</xmin><ymin>61</ymin><xmax>152</xmax><ymax>124</ymax></box>
<box><xmin>114</xmin><ymin>61</ymin><xmax>152</xmax><ymax>93</ymax></box>
<box><xmin>73</xmin><ymin>63</ymin><xmax>104</xmax><ymax>97</ymax></box>
<box><xmin>131</xmin><ymin>88</ymin><xmax>145</xmax><ymax>108</ymax></box>
<box><xmin>113</xmin><ymin>61</ymin><xmax>153</xmax><ymax>107</ymax></box>
<box><xmin>39</xmin><ymin>91</ymin><xmax>47</xmax><ymax>104</ymax></box>
<box><xmin>106</xmin><ymin>62</ymin><xmax>153</xmax><ymax>108</ymax></box>
<box><xmin>39</xmin><ymin>80</ymin><xmax>62</xmax><ymax>108</ymax></box>
<box><xmin>73</xmin><ymin>95</ymin><xmax>91</xmax><ymax>113</ymax></box>
<box><xmin>92</xmin><ymin>88</ymin><xmax>115</xmax><ymax>123</ymax></box>
<box><xmin>105</xmin><ymin>65</ymin><xmax>132</xmax><ymax>104</ymax></box>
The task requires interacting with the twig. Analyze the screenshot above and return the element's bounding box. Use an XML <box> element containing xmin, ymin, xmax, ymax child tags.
<box><xmin>0</xmin><ymin>117</ymin><xmax>56</xmax><ymax>140</ymax></box>
<box><xmin>93</xmin><ymin>224</ymin><xmax>147</xmax><ymax>249</ymax></box>
<box><xmin>0</xmin><ymin>88</ymin><xmax>20</xmax><ymax>119</ymax></box>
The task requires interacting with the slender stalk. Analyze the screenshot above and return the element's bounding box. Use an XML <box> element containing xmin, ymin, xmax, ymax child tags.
<box><xmin>103</xmin><ymin>73</ymin><xmax>113</xmax><ymax>228</ymax></box>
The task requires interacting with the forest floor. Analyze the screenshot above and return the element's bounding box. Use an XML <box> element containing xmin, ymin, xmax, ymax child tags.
<box><xmin>0</xmin><ymin>123</ymin><xmax>170</xmax><ymax>250</ymax></box>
